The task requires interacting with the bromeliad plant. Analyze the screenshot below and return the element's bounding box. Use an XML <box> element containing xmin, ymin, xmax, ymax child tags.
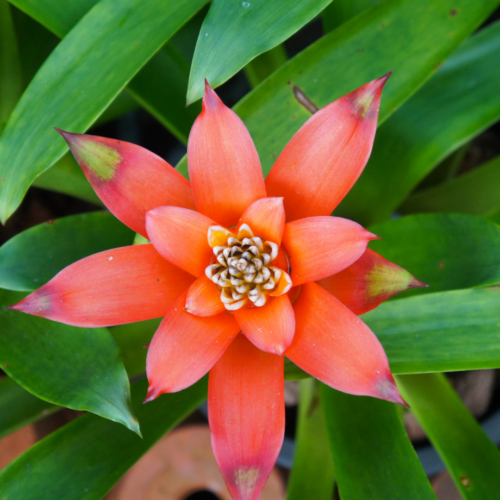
<box><xmin>10</xmin><ymin>76</ymin><xmax>425</xmax><ymax>498</ymax></box>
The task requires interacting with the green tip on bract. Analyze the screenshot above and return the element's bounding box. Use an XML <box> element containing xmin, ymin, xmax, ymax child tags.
<box><xmin>354</xmin><ymin>72</ymin><xmax>393</xmax><ymax>118</ymax></box>
<box><xmin>56</xmin><ymin>129</ymin><xmax>121</xmax><ymax>181</ymax></box>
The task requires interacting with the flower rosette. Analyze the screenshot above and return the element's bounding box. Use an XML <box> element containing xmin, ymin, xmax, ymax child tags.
<box><xmin>11</xmin><ymin>75</ymin><xmax>426</xmax><ymax>500</ymax></box>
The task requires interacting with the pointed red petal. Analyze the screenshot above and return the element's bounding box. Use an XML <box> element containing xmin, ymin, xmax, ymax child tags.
<box><xmin>286</xmin><ymin>282</ymin><xmax>405</xmax><ymax>404</ymax></box>
<box><xmin>187</xmin><ymin>83</ymin><xmax>266</xmax><ymax>227</ymax></box>
<box><xmin>58</xmin><ymin>131</ymin><xmax>196</xmax><ymax>237</ymax></box>
<box><xmin>186</xmin><ymin>275</ymin><xmax>225</xmax><ymax>317</ymax></box>
<box><xmin>9</xmin><ymin>245</ymin><xmax>194</xmax><ymax>327</ymax></box>
<box><xmin>236</xmin><ymin>197</ymin><xmax>286</xmax><ymax>246</ymax></box>
<box><xmin>209</xmin><ymin>334</ymin><xmax>284</xmax><ymax>500</ymax></box>
<box><xmin>265</xmin><ymin>75</ymin><xmax>390</xmax><ymax>222</ymax></box>
<box><xmin>146</xmin><ymin>206</ymin><xmax>214</xmax><ymax>278</ymax></box>
<box><xmin>146</xmin><ymin>291</ymin><xmax>240</xmax><ymax>398</ymax></box>
<box><xmin>234</xmin><ymin>295</ymin><xmax>295</xmax><ymax>355</ymax></box>
<box><xmin>318</xmin><ymin>248</ymin><xmax>427</xmax><ymax>315</ymax></box>
<box><xmin>282</xmin><ymin>216</ymin><xmax>378</xmax><ymax>286</ymax></box>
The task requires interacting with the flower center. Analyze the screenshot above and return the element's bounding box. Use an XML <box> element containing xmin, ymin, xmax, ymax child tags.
<box><xmin>205</xmin><ymin>224</ymin><xmax>292</xmax><ymax>311</ymax></box>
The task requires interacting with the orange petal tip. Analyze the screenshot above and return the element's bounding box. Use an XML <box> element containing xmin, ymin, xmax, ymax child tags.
<box><xmin>143</xmin><ymin>387</ymin><xmax>159</xmax><ymax>404</ymax></box>
<box><xmin>410</xmin><ymin>278</ymin><xmax>429</xmax><ymax>288</ymax></box>
<box><xmin>55</xmin><ymin>128</ymin><xmax>78</xmax><ymax>144</ymax></box>
<box><xmin>376</xmin><ymin>377</ymin><xmax>407</xmax><ymax>406</ymax></box>
<box><xmin>202</xmin><ymin>80</ymin><xmax>223</xmax><ymax>110</ymax></box>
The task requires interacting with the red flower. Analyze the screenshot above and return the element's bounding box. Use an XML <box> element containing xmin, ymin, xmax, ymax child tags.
<box><xmin>11</xmin><ymin>76</ymin><xmax>425</xmax><ymax>500</ymax></box>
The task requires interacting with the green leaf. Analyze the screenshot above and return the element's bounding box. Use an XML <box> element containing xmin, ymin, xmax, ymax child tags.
<box><xmin>12</xmin><ymin>0</ymin><xmax>205</xmax><ymax>144</ymax></box>
<box><xmin>94</xmin><ymin>91</ymin><xmax>139</xmax><ymax>127</ymax></box>
<box><xmin>0</xmin><ymin>211</ymin><xmax>133</xmax><ymax>292</ymax></box>
<box><xmin>287</xmin><ymin>379</ymin><xmax>334</xmax><ymax>500</ymax></box>
<box><xmin>0</xmin><ymin>0</ymin><xmax>208</xmax><ymax>224</ymax></box>
<box><xmin>0</xmin><ymin>318</ymin><xmax>159</xmax><ymax>440</ymax></box>
<box><xmin>0</xmin><ymin>376</ymin><xmax>58</xmax><ymax>440</ymax></box>
<box><xmin>0</xmin><ymin>0</ymin><xmax>23</xmax><ymax>131</ymax></box>
<box><xmin>399</xmin><ymin>155</ymin><xmax>500</xmax><ymax>217</ymax></box>
<box><xmin>322</xmin><ymin>386</ymin><xmax>436</xmax><ymax>500</ymax></box>
<box><xmin>187</xmin><ymin>0</ymin><xmax>332</xmax><ymax>104</ymax></box>
<box><xmin>126</xmin><ymin>44</ymin><xmax>201</xmax><ymax>143</ymax></box>
<box><xmin>322</xmin><ymin>0</ymin><xmax>381</xmax><ymax>34</ymax></box>
<box><xmin>244</xmin><ymin>45</ymin><xmax>288</xmax><ymax>88</ymax></box>
<box><xmin>32</xmin><ymin>152</ymin><xmax>103</xmax><ymax>205</ymax></box>
<box><xmin>10</xmin><ymin>7</ymin><xmax>59</xmax><ymax>87</ymax></box>
<box><xmin>337</xmin><ymin>20</ymin><xmax>500</xmax><ymax>225</ymax></box>
<box><xmin>177</xmin><ymin>0</ymin><xmax>499</xmax><ymax>178</ymax></box>
<box><xmin>0</xmin><ymin>377</ymin><xmax>206</xmax><ymax>500</ymax></box>
<box><xmin>368</xmin><ymin>214</ymin><xmax>500</xmax><ymax>298</ymax></box>
<box><xmin>110</xmin><ymin>318</ymin><xmax>161</xmax><ymax>378</ymax></box>
<box><xmin>398</xmin><ymin>373</ymin><xmax>500</xmax><ymax>499</ymax></box>
<box><xmin>0</xmin><ymin>288</ymin><xmax>139</xmax><ymax>434</ymax></box>
<box><xmin>364</xmin><ymin>287</ymin><xmax>500</xmax><ymax>374</ymax></box>
<box><xmin>8</xmin><ymin>0</ymin><xmax>98</xmax><ymax>38</ymax></box>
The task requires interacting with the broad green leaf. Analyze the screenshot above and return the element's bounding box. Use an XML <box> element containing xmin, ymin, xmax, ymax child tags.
<box><xmin>398</xmin><ymin>373</ymin><xmax>500</xmax><ymax>499</ymax></box>
<box><xmin>0</xmin><ymin>377</ymin><xmax>206</xmax><ymax>500</ymax></box>
<box><xmin>0</xmin><ymin>211</ymin><xmax>133</xmax><ymax>292</ymax></box>
<box><xmin>11</xmin><ymin>0</ymin><xmax>206</xmax><ymax>142</ymax></box>
<box><xmin>0</xmin><ymin>0</ymin><xmax>207</xmax><ymax>224</ymax></box>
<box><xmin>126</xmin><ymin>44</ymin><xmax>201</xmax><ymax>143</ymax></box>
<box><xmin>10</xmin><ymin>6</ymin><xmax>59</xmax><ymax>86</ymax></box>
<box><xmin>187</xmin><ymin>0</ymin><xmax>332</xmax><ymax>103</ymax></box>
<box><xmin>287</xmin><ymin>379</ymin><xmax>334</xmax><ymax>500</ymax></box>
<box><xmin>0</xmin><ymin>376</ymin><xmax>58</xmax><ymax>440</ymax></box>
<box><xmin>322</xmin><ymin>386</ymin><xmax>436</xmax><ymax>500</ymax></box>
<box><xmin>0</xmin><ymin>288</ymin><xmax>139</xmax><ymax>434</ymax></box>
<box><xmin>32</xmin><ymin>153</ymin><xmax>103</xmax><ymax>205</ymax></box>
<box><xmin>94</xmin><ymin>91</ymin><xmax>139</xmax><ymax>126</ymax></box>
<box><xmin>244</xmin><ymin>45</ymin><xmax>288</xmax><ymax>88</ymax></box>
<box><xmin>0</xmin><ymin>0</ymin><xmax>23</xmax><ymax>131</ymax></box>
<box><xmin>110</xmin><ymin>318</ymin><xmax>161</xmax><ymax>378</ymax></box>
<box><xmin>8</xmin><ymin>0</ymin><xmax>98</xmax><ymax>38</ymax></box>
<box><xmin>177</xmin><ymin>0</ymin><xmax>499</xmax><ymax>178</ymax></box>
<box><xmin>364</xmin><ymin>288</ymin><xmax>500</xmax><ymax>374</ymax></box>
<box><xmin>399</xmin><ymin>155</ymin><xmax>500</xmax><ymax>217</ymax></box>
<box><xmin>0</xmin><ymin>318</ymin><xmax>160</xmax><ymax>440</ymax></box>
<box><xmin>337</xmin><ymin>20</ymin><xmax>500</xmax><ymax>225</ymax></box>
<box><xmin>368</xmin><ymin>214</ymin><xmax>500</xmax><ymax>298</ymax></box>
<box><xmin>322</xmin><ymin>0</ymin><xmax>381</xmax><ymax>33</ymax></box>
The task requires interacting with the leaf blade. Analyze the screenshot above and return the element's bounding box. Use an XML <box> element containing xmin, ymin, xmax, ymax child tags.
<box><xmin>0</xmin><ymin>376</ymin><xmax>58</xmax><ymax>440</ymax></box>
<box><xmin>0</xmin><ymin>0</ymin><xmax>207</xmax><ymax>223</ymax></box>
<box><xmin>187</xmin><ymin>0</ymin><xmax>332</xmax><ymax>103</ymax></box>
<box><xmin>178</xmin><ymin>0</ymin><xmax>500</xmax><ymax>179</ymax></box>
<box><xmin>0</xmin><ymin>211</ymin><xmax>134</xmax><ymax>292</ymax></box>
<box><xmin>287</xmin><ymin>379</ymin><xmax>335</xmax><ymax>500</ymax></box>
<box><xmin>0</xmin><ymin>288</ymin><xmax>139</xmax><ymax>434</ymax></box>
<box><xmin>337</xmin><ymin>19</ymin><xmax>500</xmax><ymax>224</ymax></box>
<box><xmin>322</xmin><ymin>386</ymin><xmax>436</xmax><ymax>500</ymax></box>
<box><xmin>0</xmin><ymin>377</ymin><xmax>207</xmax><ymax>500</ymax></box>
<box><xmin>398</xmin><ymin>373</ymin><xmax>500</xmax><ymax>500</ymax></box>
<box><xmin>364</xmin><ymin>288</ymin><xmax>500</xmax><ymax>375</ymax></box>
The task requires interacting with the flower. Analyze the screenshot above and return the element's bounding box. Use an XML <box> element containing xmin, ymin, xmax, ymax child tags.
<box><xmin>10</xmin><ymin>75</ymin><xmax>425</xmax><ymax>500</ymax></box>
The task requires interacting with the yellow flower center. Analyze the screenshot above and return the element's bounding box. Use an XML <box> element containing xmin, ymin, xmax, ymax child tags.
<box><xmin>205</xmin><ymin>224</ymin><xmax>292</xmax><ymax>311</ymax></box>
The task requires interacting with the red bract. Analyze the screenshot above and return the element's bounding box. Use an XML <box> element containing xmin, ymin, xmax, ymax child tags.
<box><xmin>10</xmin><ymin>76</ymin><xmax>426</xmax><ymax>500</ymax></box>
